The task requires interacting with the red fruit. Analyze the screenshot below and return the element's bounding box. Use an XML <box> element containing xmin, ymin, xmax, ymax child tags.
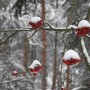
<box><xmin>34</xmin><ymin>65</ymin><xmax>42</xmax><ymax>73</ymax></box>
<box><xmin>63</xmin><ymin>58</ymin><xmax>81</xmax><ymax>65</ymax></box>
<box><xmin>29</xmin><ymin>20</ymin><xmax>43</xmax><ymax>29</ymax></box>
<box><xmin>33</xmin><ymin>72</ymin><xmax>37</xmax><ymax>76</ymax></box>
<box><xmin>12</xmin><ymin>71</ymin><xmax>18</xmax><ymax>76</ymax></box>
<box><xmin>76</xmin><ymin>27</ymin><xmax>90</xmax><ymax>36</ymax></box>
<box><xmin>29</xmin><ymin>65</ymin><xmax>42</xmax><ymax>76</ymax></box>
<box><xmin>29</xmin><ymin>68</ymin><xmax>34</xmax><ymax>72</ymax></box>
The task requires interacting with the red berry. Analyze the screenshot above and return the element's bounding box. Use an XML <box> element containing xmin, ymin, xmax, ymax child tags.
<box><xmin>33</xmin><ymin>72</ymin><xmax>37</xmax><ymax>76</ymax></box>
<box><xmin>76</xmin><ymin>27</ymin><xmax>90</xmax><ymax>36</ymax></box>
<box><xmin>12</xmin><ymin>71</ymin><xmax>18</xmax><ymax>76</ymax></box>
<box><xmin>29</xmin><ymin>17</ymin><xmax>43</xmax><ymax>29</ymax></box>
<box><xmin>63</xmin><ymin>58</ymin><xmax>81</xmax><ymax>65</ymax></box>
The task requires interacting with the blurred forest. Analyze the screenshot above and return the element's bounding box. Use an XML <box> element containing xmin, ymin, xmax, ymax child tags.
<box><xmin>0</xmin><ymin>0</ymin><xmax>90</xmax><ymax>90</ymax></box>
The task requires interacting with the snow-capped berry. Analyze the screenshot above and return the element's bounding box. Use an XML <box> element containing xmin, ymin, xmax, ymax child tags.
<box><xmin>76</xmin><ymin>20</ymin><xmax>90</xmax><ymax>36</ymax></box>
<box><xmin>29</xmin><ymin>17</ymin><xmax>43</xmax><ymax>29</ymax></box>
<box><xmin>63</xmin><ymin>49</ymin><xmax>81</xmax><ymax>65</ymax></box>
<box><xmin>12</xmin><ymin>70</ymin><xmax>18</xmax><ymax>76</ymax></box>
<box><xmin>29</xmin><ymin>60</ymin><xmax>41</xmax><ymax>69</ymax></box>
<box><xmin>29</xmin><ymin>60</ymin><xmax>42</xmax><ymax>76</ymax></box>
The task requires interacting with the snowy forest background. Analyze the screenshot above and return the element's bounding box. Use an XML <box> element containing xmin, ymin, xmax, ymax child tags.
<box><xmin>0</xmin><ymin>0</ymin><xmax>90</xmax><ymax>90</ymax></box>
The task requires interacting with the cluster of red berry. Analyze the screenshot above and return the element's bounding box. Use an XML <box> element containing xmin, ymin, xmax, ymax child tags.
<box><xmin>76</xmin><ymin>27</ymin><xmax>90</xmax><ymax>36</ymax></box>
<box><xmin>63</xmin><ymin>58</ymin><xmax>81</xmax><ymax>65</ymax></box>
<box><xmin>29</xmin><ymin>65</ymin><xmax>42</xmax><ymax>76</ymax></box>
<box><xmin>29</xmin><ymin>17</ymin><xmax>43</xmax><ymax>29</ymax></box>
<box><xmin>12</xmin><ymin>60</ymin><xmax>42</xmax><ymax>77</ymax></box>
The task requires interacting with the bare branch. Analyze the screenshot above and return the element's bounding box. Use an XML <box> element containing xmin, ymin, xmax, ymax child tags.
<box><xmin>0</xmin><ymin>24</ymin><xmax>73</xmax><ymax>47</ymax></box>
<box><xmin>0</xmin><ymin>31</ymin><xmax>18</xmax><ymax>46</ymax></box>
<box><xmin>0</xmin><ymin>64</ymin><xmax>13</xmax><ymax>86</ymax></box>
<box><xmin>43</xmin><ymin>21</ymin><xmax>53</xmax><ymax>29</ymax></box>
<box><xmin>1</xmin><ymin>75</ymin><xmax>33</xmax><ymax>84</ymax></box>
<box><xmin>28</xmin><ymin>30</ymin><xmax>39</xmax><ymax>39</ymax></box>
<box><xmin>0</xmin><ymin>27</ymin><xmax>70</xmax><ymax>32</ymax></box>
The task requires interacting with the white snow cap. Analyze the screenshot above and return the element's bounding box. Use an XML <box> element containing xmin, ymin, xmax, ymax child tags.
<box><xmin>30</xmin><ymin>17</ymin><xmax>42</xmax><ymax>23</ymax></box>
<box><xmin>13</xmin><ymin>71</ymin><xmax>17</xmax><ymax>73</ymax></box>
<box><xmin>78</xmin><ymin>20</ymin><xmax>90</xmax><ymax>28</ymax></box>
<box><xmin>29</xmin><ymin>60</ymin><xmax>41</xmax><ymax>69</ymax></box>
<box><xmin>63</xmin><ymin>49</ymin><xmax>80</xmax><ymax>60</ymax></box>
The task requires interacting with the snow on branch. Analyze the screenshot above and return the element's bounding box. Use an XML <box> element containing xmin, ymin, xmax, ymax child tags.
<box><xmin>81</xmin><ymin>37</ymin><xmax>90</xmax><ymax>65</ymax></box>
<box><xmin>86</xmin><ymin>34</ymin><xmax>90</xmax><ymax>38</ymax></box>
<box><xmin>0</xmin><ymin>20</ymin><xmax>71</xmax><ymax>32</ymax></box>
<box><xmin>67</xmin><ymin>25</ymin><xmax>77</xmax><ymax>29</ymax></box>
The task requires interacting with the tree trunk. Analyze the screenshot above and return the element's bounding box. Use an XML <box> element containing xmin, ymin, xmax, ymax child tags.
<box><xmin>52</xmin><ymin>31</ymin><xmax>58</xmax><ymax>90</ymax></box>
<box><xmin>41</xmin><ymin>0</ymin><xmax>47</xmax><ymax>90</ymax></box>
<box><xmin>52</xmin><ymin>0</ymin><xmax>58</xmax><ymax>89</ymax></box>
<box><xmin>23</xmin><ymin>33</ymin><xmax>29</xmax><ymax>72</ymax></box>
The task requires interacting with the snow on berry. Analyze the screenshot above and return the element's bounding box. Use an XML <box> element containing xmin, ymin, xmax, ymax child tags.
<box><xmin>78</xmin><ymin>20</ymin><xmax>90</xmax><ymax>28</ymax></box>
<box><xmin>76</xmin><ymin>20</ymin><xmax>90</xmax><ymax>36</ymax></box>
<box><xmin>29</xmin><ymin>17</ymin><xmax>43</xmax><ymax>29</ymax></box>
<box><xmin>29</xmin><ymin>60</ymin><xmax>41</xmax><ymax>69</ymax></box>
<box><xmin>29</xmin><ymin>60</ymin><xmax>42</xmax><ymax>76</ymax></box>
<box><xmin>63</xmin><ymin>49</ymin><xmax>81</xmax><ymax>65</ymax></box>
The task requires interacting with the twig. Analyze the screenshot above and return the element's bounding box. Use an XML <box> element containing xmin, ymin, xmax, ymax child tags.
<box><xmin>0</xmin><ymin>64</ymin><xmax>13</xmax><ymax>87</ymax></box>
<box><xmin>0</xmin><ymin>27</ymin><xmax>70</xmax><ymax>32</ymax></box>
<box><xmin>43</xmin><ymin>21</ymin><xmax>53</xmax><ymax>29</ymax></box>
<box><xmin>0</xmin><ymin>31</ymin><xmax>18</xmax><ymax>46</ymax></box>
<box><xmin>28</xmin><ymin>30</ymin><xmax>39</xmax><ymax>39</ymax></box>
<box><xmin>1</xmin><ymin>73</ymin><xmax>34</xmax><ymax>84</ymax></box>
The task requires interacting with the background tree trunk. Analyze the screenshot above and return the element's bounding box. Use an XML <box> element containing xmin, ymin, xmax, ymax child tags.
<box><xmin>41</xmin><ymin>0</ymin><xmax>47</xmax><ymax>90</ymax></box>
<box><xmin>52</xmin><ymin>0</ymin><xmax>58</xmax><ymax>89</ymax></box>
<box><xmin>52</xmin><ymin>30</ymin><xmax>58</xmax><ymax>90</ymax></box>
<box><xmin>23</xmin><ymin>33</ymin><xmax>29</xmax><ymax>72</ymax></box>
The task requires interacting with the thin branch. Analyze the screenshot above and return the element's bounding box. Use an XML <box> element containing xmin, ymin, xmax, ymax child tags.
<box><xmin>0</xmin><ymin>28</ymin><xmax>33</xmax><ymax>32</ymax></box>
<box><xmin>0</xmin><ymin>31</ymin><xmax>18</xmax><ymax>46</ymax></box>
<box><xmin>0</xmin><ymin>27</ymin><xmax>70</xmax><ymax>32</ymax></box>
<box><xmin>0</xmin><ymin>28</ymin><xmax>72</xmax><ymax>47</ymax></box>
<box><xmin>0</xmin><ymin>24</ymin><xmax>73</xmax><ymax>47</ymax></box>
<box><xmin>0</xmin><ymin>27</ymin><xmax>69</xmax><ymax>46</ymax></box>
<box><xmin>28</xmin><ymin>30</ymin><xmax>39</xmax><ymax>39</ymax></box>
<box><xmin>43</xmin><ymin>21</ymin><xmax>53</xmax><ymax>29</ymax></box>
<box><xmin>0</xmin><ymin>64</ymin><xmax>13</xmax><ymax>86</ymax></box>
<box><xmin>1</xmin><ymin>75</ymin><xmax>32</xmax><ymax>84</ymax></box>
